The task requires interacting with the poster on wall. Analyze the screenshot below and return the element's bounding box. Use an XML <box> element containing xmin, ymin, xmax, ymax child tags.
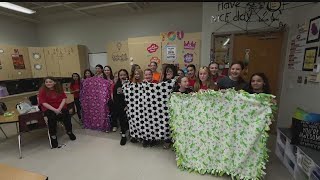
<box><xmin>303</xmin><ymin>47</ymin><xmax>318</xmax><ymax>71</ymax></box>
<box><xmin>291</xmin><ymin>118</ymin><xmax>320</xmax><ymax>151</ymax></box>
<box><xmin>12</xmin><ymin>49</ymin><xmax>25</xmax><ymax>70</ymax></box>
<box><xmin>166</xmin><ymin>45</ymin><xmax>177</xmax><ymax>61</ymax></box>
<box><xmin>307</xmin><ymin>16</ymin><xmax>320</xmax><ymax>43</ymax></box>
<box><xmin>288</xmin><ymin>23</ymin><xmax>308</xmax><ymax>70</ymax></box>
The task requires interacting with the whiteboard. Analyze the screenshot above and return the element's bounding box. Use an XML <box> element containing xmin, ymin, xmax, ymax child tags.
<box><xmin>88</xmin><ymin>52</ymin><xmax>107</xmax><ymax>72</ymax></box>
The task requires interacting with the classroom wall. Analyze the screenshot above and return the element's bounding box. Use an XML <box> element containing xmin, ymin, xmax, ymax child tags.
<box><xmin>36</xmin><ymin>5</ymin><xmax>203</xmax><ymax>53</ymax></box>
<box><xmin>277</xmin><ymin>3</ymin><xmax>320</xmax><ymax>128</ymax></box>
<box><xmin>0</xmin><ymin>16</ymin><xmax>38</xmax><ymax>46</ymax></box>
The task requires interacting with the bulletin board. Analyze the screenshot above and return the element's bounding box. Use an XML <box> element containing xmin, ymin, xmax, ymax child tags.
<box><xmin>161</xmin><ymin>32</ymin><xmax>201</xmax><ymax>72</ymax></box>
<box><xmin>128</xmin><ymin>36</ymin><xmax>162</xmax><ymax>71</ymax></box>
<box><xmin>106</xmin><ymin>40</ymin><xmax>129</xmax><ymax>73</ymax></box>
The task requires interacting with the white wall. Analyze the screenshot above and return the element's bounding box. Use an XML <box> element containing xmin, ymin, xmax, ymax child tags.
<box><xmin>0</xmin><ymin>16</ymin><xmax>38</xmax><ymax>46</ymax></box>
<box><xmin>36</xmin><ymin>5</ymin><xmax>203</xmax><ymax>53</ymax></box>
<box><xmin>277</xmin><ymin>3</ymin><xmax>320</xmax><ymax>127</ymax></box>
<box><xmin>201</xmin><ymin>2</ymin><xmax>320</xmax><ymax>128</ymax></box>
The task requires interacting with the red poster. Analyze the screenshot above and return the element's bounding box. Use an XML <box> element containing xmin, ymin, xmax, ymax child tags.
<box><xmin>12</xmin><ymin>54</ymin><xmax>25</xmax><ymax>69</ymax></box>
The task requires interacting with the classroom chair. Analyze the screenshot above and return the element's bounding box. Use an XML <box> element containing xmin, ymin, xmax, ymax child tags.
<box><xmin>18</xmin><ymin>111</ymin><xmax>51</xmax><ymax>159</ymax></box>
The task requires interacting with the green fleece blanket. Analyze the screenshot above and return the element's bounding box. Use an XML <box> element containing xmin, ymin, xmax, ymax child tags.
<box><xmin>168</xmin><ymin>89</ymin><xmax>275</xmax><ymax>180</ymax></box>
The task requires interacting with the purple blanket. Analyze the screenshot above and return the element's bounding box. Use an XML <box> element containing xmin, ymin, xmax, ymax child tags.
<box><xmin>80</xmin><ymin>77</ymin><xmax>111</xmax><ymax>131</ymax></box>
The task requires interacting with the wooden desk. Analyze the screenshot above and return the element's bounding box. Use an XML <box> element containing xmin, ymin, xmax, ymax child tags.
<box><xmin>0</xmin><ymin>93</ymin><xmax>74</xmax><ymax>138</ymax></box>
<box><xmin>0</xmin><ymin>163</ymin><xmax>48</xmax><ymax>180</ymax></box>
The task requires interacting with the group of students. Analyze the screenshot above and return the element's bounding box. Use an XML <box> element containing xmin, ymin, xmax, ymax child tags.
<box><xmin>37</xmin><ymin>60</ymin><xmax>272</xmax><ymax>148</ymax></box>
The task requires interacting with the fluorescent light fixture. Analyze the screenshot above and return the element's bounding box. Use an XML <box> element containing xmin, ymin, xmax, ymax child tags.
<box><xmin>0</xmin><ymin>2</ymin><xmax>36</xmax><ymax>14</ymax></box>
<box><xmin>223</xmin><ymin>38</ymin><xmax>230</xmax><ymax>46</ymax></box>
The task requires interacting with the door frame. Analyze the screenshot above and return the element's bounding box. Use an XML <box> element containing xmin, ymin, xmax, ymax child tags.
<box><xmin>211</xmin><ymin>27</ymin><xmax>290</xmax><ymax>132</ymax></box>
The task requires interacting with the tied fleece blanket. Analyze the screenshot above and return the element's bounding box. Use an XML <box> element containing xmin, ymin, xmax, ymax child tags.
<box><xmin>123</xmin><ymin>80</ymin><xmax>175</xmax><ymax>141</ymax></box>
<box><xmin>80</xmin><ymin>77</ymin><xmax>111</xmax><ymax>131</ymax></box>
<box><xmin>168</xmin><ymin>89</ymin><xmax>275</xmax><ymax>180</ymax></box>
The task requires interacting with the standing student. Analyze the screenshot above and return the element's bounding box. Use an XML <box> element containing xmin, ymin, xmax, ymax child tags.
<box><xmin>109</xmin><ymin>71</ymin><xmax>119</xmax><ymax>132</ymax></box>
<box><xmin>104</xmin><ymin>65</ymin><xmax>114</xmax><ymax>81</ymax></box>
<box><xmin>150</xmin><ymin>62</ymin><xmax>161</xmax><ymax>82</ymax></box>
<box><xmin>174</xmin><ymin>77</ymin><xmax>193</xmax><ymax>94</ymax></box>
<box><xmin>38</xmin><ymin>77</ymin><xmax>76</xmax><ymax>148</ymax></box>
<box><xmin>132</xmin><ymin>69</ymin><xmax>144</xmax><ymax>83</ymax></box>
<box><xmin>209</xmin><ymin>62</ymin><xmax>224</xmax><ymax>84</ymax></box>
<box><xmin>245</xmin><ymin>73</ymin><xmax>271</xmax><ymax>94</ymax></box>
<box><xmin>217</xmin><ymin>61</ymin><xmax>247</xmax><ymax>90</ymax></box>
<box><xmin>113</xmin><ymin>71</ymin><xmax>118</xmax><ymax>84</ymax></box>
<box><xmin>95</xmin><ymin>64</ymin><xmax>107</xmax><ymax>79</ymax></box>
<box><xmin>130</xmin><ymin>64</ymin><xmax>141</xmax><ymax>82</ymax></box>
<box><xmin>194</xmin><ymin>66</ymin><xmax>218</xmax><ymax>92</ymax></box>
<box><xmin>163</xmin><ymin>76</ymin><xmax>193</xmax><ymax>149</ymax></box>
<box><xmin>187</xmin><ymin>64</ymin><xmax>197</xmax><ymax>89</ymax></box>
<box><xmin>161</xmin><ymin>64</ymin><xmax>177</xmax><ymax>82</ymax></box>
<box><xmin>70</xmin><ymin>73</ymin><xmax>82</xmax><ymax>121</ymax></box>
<box><xmin>83</xmin><ymin>69</ymin><xmax>94</xmax><ymax>79</ymax></box>
<box><xmin>143</xmin><ymin>69</ymin><xmax>158</xmax><ymax>83</ymax></box>
<box><xmin>177</xmin><ymin>69</ymin><xmax>185</xmax><ymax>79</ymax></box>
<box><xmin>113</xmin><ymin>69</ymin><xmax>130</xmax><ymax>145</ymax></box>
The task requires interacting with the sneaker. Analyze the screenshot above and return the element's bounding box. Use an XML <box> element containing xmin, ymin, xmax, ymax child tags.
<box><xmin>120</xmin><ymin>135</ymin><xmax>127</xmax><ymax>146</ymax></box>
<box><xmin>150</xmin><ymin>140</ymin><xmax>157</xmax><ymax>147</ymax></box>
<box><xmin>130</xmin><ymin>138</ymin><xmax>138</xmax><ymax>143</ymax></box>
<box><xmin>142</xmin><ymin>140</ymin><xmax>149</xmax><ymax>148</ymax></box>
<box><xmin>67</xmin><ymin>132</ymin><xmax>76</xmax><ymax>141</ymax></box>
<box><xmin>112</xmin><ymin>127</ymin><xmax>118</xmax><ymax>132</ymax></box>
<box><xmin>163</xmin><ymin>142</ymin><xmax>171</xmax><ymax>149</ymax></box>
<box><xmin>50</xmin><ymin>136</ymin><xmax>58</xmax><ymax>148</ymax></box>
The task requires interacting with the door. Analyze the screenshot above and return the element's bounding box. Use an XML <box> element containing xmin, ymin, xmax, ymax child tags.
<box><xmin>233</xmin><ymin>32</ymin><xmax>284</xmax><ymax>95</ymax></box>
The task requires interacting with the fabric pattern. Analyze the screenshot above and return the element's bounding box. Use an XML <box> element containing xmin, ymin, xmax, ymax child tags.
<box><xmin>80</xmin><ymin>77</ymin><xmax>111</xmax><ymax>131</ymax></box>
<box><xmin>168</xmin><ymin>89</ymin><xmax>275</xmax><ymax>180</ymax></box>
<box><xmin>123</xmin><ymin>80</ymin><xmax>175</xmax><ymax>140</ymax></box>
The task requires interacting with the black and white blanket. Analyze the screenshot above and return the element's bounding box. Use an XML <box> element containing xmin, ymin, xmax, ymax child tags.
<box><xmin>123</xmin><ymin>80</ymin><xmax>175</xmax><ymax>141</ymax></box>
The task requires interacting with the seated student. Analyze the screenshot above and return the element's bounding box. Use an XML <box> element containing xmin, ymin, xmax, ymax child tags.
<box><xmin>38</xmin><ymin>77</ymin><xmax>76</xmax><ymax>148</ymax></box>
<box><xmin>217</xmin><ymin>61</ymin><xmax>247</xmax><ymax>91</ymax></box>
<box><xmin>194</xmin><ymin>66</ymin><xmax>218</xmax><ymax>92</ymax></box>
<box><xmin>186</xmin><ymin>64</ymin><xmax>197</xmax><ymax>89</ymax></box>
<box><xmin>150</xmin><ymin>62</ymin><xmax>161</xmax><ymax>82</ymax></box>
<box><xmin>245</xmin><ymin>73</ymin><xmax>271</xmax><ymax>94</ymax></box>
<box><xmin>143</xmin><ymin>69</ymin><xmax>158</xmax><ymax>83</ymax></box>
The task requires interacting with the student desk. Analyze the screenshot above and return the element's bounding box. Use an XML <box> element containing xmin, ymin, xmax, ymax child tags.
<box><xmin>0</xmin><ymin>92</ymin><xmax>74</xmax><ymax>138</ymax></box>
<box><xmin>0</xmin><ymin>163</ymin><xmax>48</xmax><ymax>180</ymax></box>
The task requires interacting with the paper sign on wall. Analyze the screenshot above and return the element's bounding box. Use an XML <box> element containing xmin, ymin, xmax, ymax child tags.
<box><xmin>12</xmin><ymin>49</ymin><xmax>25</xmax><ymax>70</ymax></box>
<box><xmin>147</xmin><ymin>43</ymin><xmax>159</xmax><ymax>53</ymax></box>
<box><xmin>166</xmin><ymin>45</ymin><xmax>177</xmax><ymax>61</ymax></box>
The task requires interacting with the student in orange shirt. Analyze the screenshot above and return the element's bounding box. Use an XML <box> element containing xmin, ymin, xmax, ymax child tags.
<box><xmin>150</xmin><ymin>62</ymin><xmax>161</xmax><ymax>82</ymax></box>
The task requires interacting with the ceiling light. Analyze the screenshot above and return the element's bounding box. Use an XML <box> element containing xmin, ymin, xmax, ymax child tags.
<box><xmin>223</xmin><ymin>38</ymin><xmax>230</xmax><ymax>46</ymax></box>
<box><xmin>0</xmin><ymin>2</ymin><xmax>36</xmax><ymax>14</ymax></box>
